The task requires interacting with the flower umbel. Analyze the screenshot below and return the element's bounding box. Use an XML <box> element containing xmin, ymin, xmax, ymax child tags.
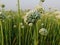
<box><xmin>13</xmin><ymin>25</ymin><xmax>17</xmax><ymax>28</ymax></box>
<box><xmin>20</xmin><ymin>23</ymin><xmax>24</xmax><ymax>29</ymax></box>
<box><xmin>39</xmin><ymin>28</ymin><xmax>48</xmax><ymax>36</ymax></box>
<box><xmin>0</xmin><ymin>12</ymin><xmax>5</xmax><ymax>20</ymax></box>
<box><xmin>24</xmin><ymin>10</ymin><xmax>40</xmax><ymax>24</ymax></box>
<box><xmin>29</xmin><ymin>23</ymin><xmax>33</xmax><ymax>27</ymax></box>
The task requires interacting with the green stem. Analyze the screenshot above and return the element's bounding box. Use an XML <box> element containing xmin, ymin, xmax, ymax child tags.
<box><xmin>5</xmin><ymin>21</ymin><xmax>8</xmax><ymax>45</ymax></box>
<box><xmin>33</xmin><ymin>24</ymin><xmax>38</xmax><ymax>45</ymax></box>
<box><xmin>0</xmin><ymin>20</ymin><xmax>4</xmax><ymax>45</ymax></box>
<box><xmin>19</xmin><ymin>23</ymin><xmax>21</xmax><ymax>45</ymax></box>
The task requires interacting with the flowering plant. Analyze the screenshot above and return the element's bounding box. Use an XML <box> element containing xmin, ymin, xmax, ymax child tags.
<box><xmin>24</xmin><ymin>10</ymin><xmax>40</xmax><ymax>24</ymax></box>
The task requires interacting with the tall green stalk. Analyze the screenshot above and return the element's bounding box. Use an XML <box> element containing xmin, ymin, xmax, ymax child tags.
<box><xmin>5</xmin><ymin>22</ymin><xmax>8</xmax><ymax>45</ymax></box>
<box><xmin>0</xmin><ymin>20</ymin><xmax>4</xmax><ymax>45</ymax></box>
<box><xmin>17</xmin><ymin>0</ymin><xmax>21</xmax><ymax>45</ymax></box>
<box><xmin>19</xmin><ymin>23</ymin><xmax>21</xmax><ymax>45</ymax></box>
<box><xmin>17</xmin><ymin>0</ymin><xmax>20</xmax><ymax>16</ymax></box>
<box><xmin>33</xmin><ymin>24</ymin><xmax>38</xmax><ymax>45</ymax></box>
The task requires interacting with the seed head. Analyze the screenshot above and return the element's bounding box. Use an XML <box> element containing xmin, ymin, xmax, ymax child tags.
<box><xmin>41</xmin><ymin>23</ymin><xmax>44</xmax><ymax>26</ymax></box>
<box><xmin>21</xmin><ymin>25</ymin><xmax>24</xmax><ymax>29</ymax></box>
<box><xmin>29</xmin><ymin>23</ymin><xmax>33</xmax><ymax>27</ymax></box>
<box><xmin>7</xmin><ymin>15</ymin><xmax>12</xmax><ymax>18</ymax></box>
<box><xmin>2</xmin><ymin>20</ymin><xmax>5</xmax><ymax>22</ymax></box>
<box><xmin>13</xmin><ymin>25</ymin><xmax>17</xmax><ymax>28</ymax></box>
<box><xmin>24</xmin><ymin>10</ymin><xmax>40</xmax><ymax>24</ymax></box>
<box><xmin>55</xmin><ymin>15</ymin><xmax>60</xmax><ymax>19</ymax></box>
<box><xmin>39</xmin><ymin>28</ymin><xmax>48</xmax><ymax>36</ymax></box>
<box><xmin>20</xmin><ymin>23</ymin><xmax>23</xmax><ymax>26</ymax></box>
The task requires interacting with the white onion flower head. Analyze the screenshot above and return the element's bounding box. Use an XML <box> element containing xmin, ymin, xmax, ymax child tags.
<box><xmin>54</xmin><ymin>11</ymin><xmax>60</xmax><ymax>15</ymax></box>
<box><xmin>21</xmin><ymin>25</ymin><xmax>24</xmax><ymax>29</ymax></box>
<box><xmin>39</xmin><ymin>28</ymin><xmax>48</xmax><ymax>36</ymax></box>
<box><xmin>19</xmin><ymin>23</ymin><xmax>24</xmax><ymax>29</ymax></box>
<box><xmin>55</xmin><ymin>15</ymin><xmax>60</xmax><ymax>19</ymax></box>
<box><xmin>23</xmin><ymin>11</ymin><xmax>33</xmax><ymax>24</ymax></box>
<box><xmin>26</xmin><ymin>10</ymin><xmax>34</xmax><ymax>15</ymax></box>
<box><xmin>24</xmin><ymin>15</ymin><xmax>28</xmax><ymax>24</ymax></box>
<box><xmin>35</xmin><ymin>5</ymin><xmax>44</xmax><ymax>12</ymax></box>
<box><xmin>0</xmin><ymin>12</ymin><xmax>5</xmax><ymax>20</ymax></box>
<box><xmin>2</xmin><ymin>20</ymin><xmax>5</xmax><ymax>22</ymax></box>
<box><xmin>24</xmin><ymin>9</ymin><xmax>40</xmax><ymax>24</ymax></box>
<box><xmin>41</xmin><ymin>23</ymin><xmax>44</xmax><ymax>26</ymax></box>
<box><xmin>7</xmin><ymin>15</ymin><xmax>12</xmax><ymax>18</ymax></box>
<box><xmin>35</xmin><ymin>5</ymin><xmax>43</xmax><ymax>10</ymax></box>
<box><xmin>29</xmin><ymin>23</ymin><xmax>33</xmax><ymax>27</ymax></box>
<box><xmin>13</xmin><ymin>25</ymin><xmax>17</xmax><ymax>28</ymax></box>
<box><xmin>20</xmin><ymin>23</ymin><xmax>23</xmax><ymax>26</ymax></box>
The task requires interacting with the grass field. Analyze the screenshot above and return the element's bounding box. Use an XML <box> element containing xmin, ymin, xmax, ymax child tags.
<box><xmin>0</xmin><ymin>0</ymin><xmax>60</xmax><ymax>45</ymax></box>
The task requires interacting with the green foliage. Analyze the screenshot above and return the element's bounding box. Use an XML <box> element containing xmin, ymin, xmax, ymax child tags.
<box><xmin>0</xmin><ymin>0</ymin><xmax>60</xmax><ymax>44</ymax></box>
<box><xmin>0</xmin><ymin>10</ymin><xmax>60</xmax><ymax>45</ymax></box>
